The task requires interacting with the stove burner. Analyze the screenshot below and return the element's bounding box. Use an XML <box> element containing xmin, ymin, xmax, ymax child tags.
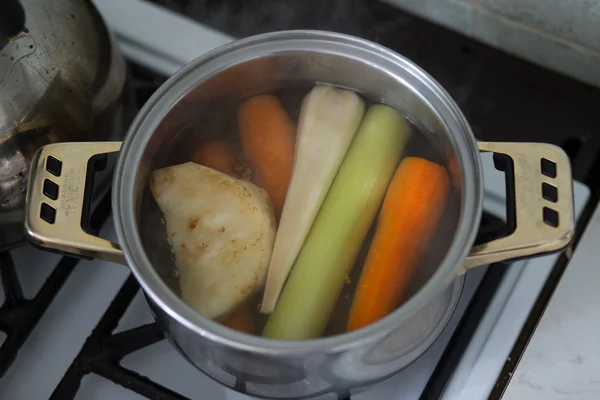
<box><xmin>0</xmin><ymin>61</ymin><xmax>165</xmax><ymax>382</ymax></box>
<box><xmin>0</xmin><ymin>57</ymin><xmax>510</xmax><ymax>398</ymax></box>
<box><xmin>39</xmin><ymin>209</ymin><xmax>505</xmax><ymax>400</ymax></box>
<box><xmin>46</xmin><ymin>271</ymin><xmax>356</xmax><ymax>400</ymax></box>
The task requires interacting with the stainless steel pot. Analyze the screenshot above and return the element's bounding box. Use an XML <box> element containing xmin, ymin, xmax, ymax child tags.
<box><xmin>0</xmin><ymin>0</ymin><xmax>134</xmax><ymax>251</ymax></box>
<box><xmin>23</xmin><ymin>31</ymin><xmax>574</xmax><ymax>399</ymax></box>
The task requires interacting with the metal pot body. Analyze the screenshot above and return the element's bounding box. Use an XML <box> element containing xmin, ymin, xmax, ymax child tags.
<box><xmin>24</xmin><ymin>31</ymin><xmax>576</xmax><ymax>399</ymax></box>
<box><xmin>0</xmin><ymin>0</ymin><xmax>134</xmax><ymax>251</ymax></box>
<box><xmin>150</xmin><ymin>278</ymin><xmax>463</xmax><ymax>399</ymax></box>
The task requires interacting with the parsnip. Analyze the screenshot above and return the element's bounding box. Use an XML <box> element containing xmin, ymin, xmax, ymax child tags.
<box><xmin>150</xmin><ymin>162</ymin><xmax>276</xmax><ymax>320</ymax></box>
<box><xmin>260</xmin><ymin>85</ymin><xmax>365</xmax><ymax>314</ymax></box>
<box><xmin>262</xmin><ymin>105</ymin><xmax>411</xmax><ymax>340</ymax></box>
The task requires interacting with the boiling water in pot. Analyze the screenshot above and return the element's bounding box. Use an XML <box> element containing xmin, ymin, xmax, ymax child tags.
<box><xmin>140</xmin><ymin>83</ymin><xmax>460</xmax><ymax>339</ymax></box>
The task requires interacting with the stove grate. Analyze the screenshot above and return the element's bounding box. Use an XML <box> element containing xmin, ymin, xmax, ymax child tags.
<box><xmin>0</xmin><ymin>253</ymin><xmax>79</xmax><ymax>377</ymax></box>
<box><xmin>50</xmin><ymin>275</ymin><xmax>187</xmax><ymax>400</ymax></box>
<box><xmin>47</xmin><ymin>211</ymin><xmax>506</xmax><ymax>400</ymax></box>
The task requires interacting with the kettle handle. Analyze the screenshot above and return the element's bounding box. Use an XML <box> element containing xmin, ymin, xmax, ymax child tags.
<box><xmin>460</xmin><ymin>142</ymin><xmax>575</xmax><ymax>274</ymax></box>
<box><xmin>24</xmin><ymin>142</ymin><xmax>126</xmax><ymax>264</ymax></box>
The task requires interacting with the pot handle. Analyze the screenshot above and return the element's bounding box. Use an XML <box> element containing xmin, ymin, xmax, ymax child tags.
<box><xmin>460</xmin><ymin>141</ymin><xmax>575</xmax><ymax>274</ymax></box>
<box><xmin>24</xmin><ymin>142</ymin><xmax>126</xmax><ymax>265</ymax></box>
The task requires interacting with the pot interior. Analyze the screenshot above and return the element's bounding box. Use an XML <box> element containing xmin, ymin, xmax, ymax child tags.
<box><xmin>123</xmin><ymin>33</ymin><xmax>481</xmax><ymax>342</ymax></box>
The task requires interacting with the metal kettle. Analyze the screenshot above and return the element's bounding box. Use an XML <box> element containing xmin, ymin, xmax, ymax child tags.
<box><xmin>0</xmin><ymin>0</ymin><xmax>134</xmax><ymax>251</ymax></box>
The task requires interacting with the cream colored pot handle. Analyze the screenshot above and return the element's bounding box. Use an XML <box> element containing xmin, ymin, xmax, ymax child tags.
<box><xmin>25</xmin><ymin>141</ymin><xmax>575</xmax><ymax>272</ymax></box>
<box><xmin>24</xmin><ymin>142</ymin><xmax>126</xmax><ymax>265</ymax></box>
<box><xmin>460</xmin><ymin>142</ymin><xmax>575</xmax><ymax>274</ymax></box>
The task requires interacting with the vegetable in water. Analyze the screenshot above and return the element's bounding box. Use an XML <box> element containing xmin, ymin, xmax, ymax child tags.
<box><xmin>150</xmin><ymin>163</ymin><xmax>276</xmax><ymax>319</ymax></box>
<box><xmin>347</xmin><ymin>157</ymin><xmax>449</xmax><ymax>331</ymax></box>
<box><xmin>262</xmin><ymin>105</ymin><xmax>411</xmax><ymax>340</ymax></box>
<box><xmin>191</xmin><ymin>140</ymin><xmax>237</xmax><ymax>177</ymax></box>
<box><xmin>223</xmin><ymin>303</ymin><xmax>256</xmax><ymax>334</ymax></box>
<box><xmin>238</xmin><ymin>95</ymin><xmax>295</xmax><ymax>219</ymax></box>
<box><xmin>260</xmin><ymin>85</ymin><xmax>365</xmax><ymax>314</ymax></box>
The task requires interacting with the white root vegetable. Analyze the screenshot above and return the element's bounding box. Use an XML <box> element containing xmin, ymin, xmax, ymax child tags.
<box><xmin>150</xmin><ymin>162</ymin><xmax>276</xmax><ymax>319</ymax></box>
<box><xmin>260</xmin><ymin>85</ymin><xmax>365</xmax><ymax>314</ymax></box>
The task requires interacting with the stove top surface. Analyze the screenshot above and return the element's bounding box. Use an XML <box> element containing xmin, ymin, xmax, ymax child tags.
<box><xmin>1</xmin><ymin>1</ymin><xmax>600</xmax><ymax>399</ymax></box>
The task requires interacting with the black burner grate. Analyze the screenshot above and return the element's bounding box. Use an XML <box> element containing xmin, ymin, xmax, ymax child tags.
<box><xmin>0</xmin><ymin>61</ymin><xmax>165</xmax><ymax>380</ymax></box>
<box><xmin>50</xmin><ymin>275</ymin><xmax>186</xmax><ymax>400</ymax></box>
<box><xmin>44</xmin><ymin>209</ymin><xmax>507</xmax><ymax>400</ymax></box>
<box><xmin>0</xmin><ymin>253</ymin><xmax>78</xmax><ymax>377</ymax></box>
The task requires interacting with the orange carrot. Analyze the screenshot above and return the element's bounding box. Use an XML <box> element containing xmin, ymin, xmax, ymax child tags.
<box><xmin>191</xmin><ymin>140</ymin><xmax>237</xmax><ymax>177</ymax></box>
<box><xmin>347</xmin><ymin>157</ymin><xmax>449</xmax><ymax>332</ymax></box>
<box><xmin>238</xmin><ymin>95</ymin><xmax>295</xmax><ymax>219</ymax></box>
<box><xmin>223</xmin><ymin>303</ymin><xmax>256</xmax><ymax>334</ymax></box>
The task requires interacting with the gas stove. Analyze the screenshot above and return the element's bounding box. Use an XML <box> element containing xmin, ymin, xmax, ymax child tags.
<box><xmin>1</xmin><ymin>1</ymin><xmax>599</xmax><ymax>399</ymax></box>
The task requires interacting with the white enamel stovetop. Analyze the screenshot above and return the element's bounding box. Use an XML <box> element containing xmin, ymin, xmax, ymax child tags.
<box><xmin>0</xmin><ymin>1</ymin><xmax>591</xmax><ymax>399</ymax></box>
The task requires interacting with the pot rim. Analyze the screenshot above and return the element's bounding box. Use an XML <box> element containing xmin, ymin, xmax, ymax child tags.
<box><xmin>112</xmin><ymin>30</ymin><xmax>483</xmax><ymax>354</ymax></box>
